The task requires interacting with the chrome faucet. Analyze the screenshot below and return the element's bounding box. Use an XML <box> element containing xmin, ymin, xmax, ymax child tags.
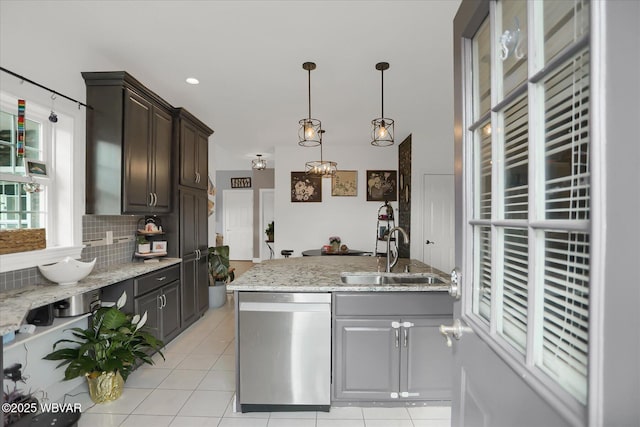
<box><xmin>386</xmin><ymin>226</ymin><xmax>409</xmax><ymax>272</ymax></box>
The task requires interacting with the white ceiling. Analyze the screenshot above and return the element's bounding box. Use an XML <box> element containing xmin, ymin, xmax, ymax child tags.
<box><xmin>0</xmin><ymin>0</ymin><xmax>462</xmax><ymax>170</ymax></box>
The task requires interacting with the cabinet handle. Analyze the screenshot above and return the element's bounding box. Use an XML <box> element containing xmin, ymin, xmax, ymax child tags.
<box><xmin>195</xmin><ymin>172</ymin><xmax>200</xmax><ymax>183</ymax></box>
<box><xmin>390</xmin><ymin>392</ymin><xmax>399</xmax><ymax>399</ymax></box>
<box><xmin>148</xmin><ymin>193</ymin><xmax>153</xmax><ymax>207</ymax></box>
<box><xmin>400</xmin><ymin>391</ymin><xmax>420</xmax><ymax>398</ymax></box>
<box><xmin>156</xmin><ymin>276</ymin><xmax>167</xmax><ymax>281</ymax></box>
<box><xmin>404</xmin><ymin>329</ymin><xmax>408</xmax><ymax>347</ymax></box>
<box><xmin>153</xmin><ymin>192</ymin><xmax>158</xmax><ymax>206</ymax></box>
<box><xmin>162</xmin><ymin>294</ymin><xmax>167</xmax><ymax>308</ymax></box>
<box><xmin>157</xmin><ymin>295</ymin><xmax>162</xmax><ymax>309</ymax></box>
<box><xmin>395</xmin><ymin>329</ymin><xmax>399</xmax><ymax>348</ymax></box>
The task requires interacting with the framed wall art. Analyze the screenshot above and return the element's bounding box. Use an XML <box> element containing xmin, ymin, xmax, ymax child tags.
<box><xmin>366</xmin><ymin>170</ymin><xmax>397</xmax><ymax>201</ymax></box>
<box><xmin>331</xmin><ymin>170</ymin><xmax>357</xmax><ymax>196</ymax></box>
<box><xmin>291</xmin><ymin>172</ymin><xmax>322</xmax><ymax>202</ymax></box>
<box><xmin>26</xmin><ymin>159</ymin><xmax>48</xmax><ymax>177</ymax></box>
<box><xmin>151</xmin><ymin>241</ymin><xmax>167</xmax><ymax>253</ymax></box>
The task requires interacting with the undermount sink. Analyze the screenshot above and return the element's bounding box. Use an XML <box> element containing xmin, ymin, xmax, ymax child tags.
<box><xmin>340</xmin><ymin>272</ymin><xmax>444</xmax><ymax>286</ymax></box>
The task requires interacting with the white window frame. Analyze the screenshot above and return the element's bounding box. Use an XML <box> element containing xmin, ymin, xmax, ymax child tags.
<box><xmin>0</xmin><ymin>82</ymin><xmax>84</xmax><ymax>272</ymax></box>
<box><xmin>461</xmin><ymin>0</ymin><xmax>591</xmax><ymax>420</ymax></box>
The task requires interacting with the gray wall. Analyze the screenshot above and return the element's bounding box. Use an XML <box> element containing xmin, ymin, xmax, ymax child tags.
<box><xmin>252</xmin><ymin>168</ymin><xmax>275</xmax><ymax>258</ymax></box>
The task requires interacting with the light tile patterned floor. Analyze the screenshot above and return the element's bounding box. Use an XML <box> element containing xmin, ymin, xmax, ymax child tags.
<box><xmin>67</xmin><ymin>295</ymin><xmax>451</xmax><ymax>427</ymax></box>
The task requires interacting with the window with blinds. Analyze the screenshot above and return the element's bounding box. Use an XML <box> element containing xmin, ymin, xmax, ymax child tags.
<box><xmin>468</xmin><ymin>0</ymin><xmax>590</xmax><ymax>405</ymax></box>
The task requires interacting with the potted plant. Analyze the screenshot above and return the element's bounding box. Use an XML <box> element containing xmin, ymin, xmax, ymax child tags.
<box><xmin>208</xmin><ymin>245</ymin><xmax>235</xmax><ymax>308</ymax></box>
<box><xmin>43</xmin><ymin>292</ymin><xmax>164</xmax><ymax>404</ymax></box>
<box><xmin>3</xmin><ymin>364</ymin><xmax>39</xmax><ymax>426</ymax></box>
<box><xmin>265</xmin><ymin>221</ymin><xmax>274</xmax><ymax>242</ymax></box>
<box><xmin>136</xmin><ymin>235</ymin><xmax>150</xmax><ymax>253</ymax></box>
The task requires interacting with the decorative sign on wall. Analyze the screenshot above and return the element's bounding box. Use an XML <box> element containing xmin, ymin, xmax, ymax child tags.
<box><xmin>230</xmin><ymin>177</ymin><xmax>252</xmax><ymax>188</ymax></box>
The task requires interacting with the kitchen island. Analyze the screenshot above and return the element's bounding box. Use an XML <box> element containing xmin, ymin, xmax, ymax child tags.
<box><xmin>228</xmin><ymin>256</ymin><xmax>454</xmax><ymax>411</ymax></box>
<box><xmin>228</xmin><ymin>256</ymin><xmax>450</xmax><ymax>292</ymax></box>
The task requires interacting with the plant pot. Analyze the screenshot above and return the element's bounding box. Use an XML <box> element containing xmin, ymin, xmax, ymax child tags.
<box><xmin>209</xmin><ymin>282</ymin><xmax>227</xmax><ymax>308</ymax></box>
<box><xmin>266</xmin><ymin>232</ymin><xmax>274</xmax><ymax>242</ymax></box>
<box><xmin>86</xmin><ymin>371</ymin><xmax>124</xmax><ymax>403</ymax></box>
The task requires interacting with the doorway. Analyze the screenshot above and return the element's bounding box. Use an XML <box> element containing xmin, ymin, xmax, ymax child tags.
<box><xmin>222</xmin><ymin>189</ymin><xmax>253</xmax><ymax>260</ymax></box>
<box><xmin>422</xmin><ymin>174</ymin><xmax>455</xmax><ymax>273</ymax></box>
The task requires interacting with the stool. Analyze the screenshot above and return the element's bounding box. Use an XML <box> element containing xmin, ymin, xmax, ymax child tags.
<box><xmin>281</xmin><ymin>250</ymin><xmax>293</xmax><ymax>258</ymax></box>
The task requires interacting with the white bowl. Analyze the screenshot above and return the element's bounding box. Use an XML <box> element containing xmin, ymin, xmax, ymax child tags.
<box><xmin>38</xmin><ymin>257</ymin><xmax>96</xmax><ymax>286</ymax></box>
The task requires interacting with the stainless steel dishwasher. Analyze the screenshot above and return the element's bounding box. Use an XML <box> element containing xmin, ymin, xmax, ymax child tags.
<box><xmin>238</xmin><ymin>292</ymin><xmax>331</xmax><ymax>412</ymax></box>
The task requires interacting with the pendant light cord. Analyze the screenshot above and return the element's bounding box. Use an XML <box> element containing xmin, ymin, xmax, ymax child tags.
<box><xmin>380</xmin><ymin>68</ymin><xmax>384</xmax><ymax>118</ymax></box>
<box><xmin>308</xmin><ymin>68</ymin><xmax>312</xmax><ymax>119</ymax></box>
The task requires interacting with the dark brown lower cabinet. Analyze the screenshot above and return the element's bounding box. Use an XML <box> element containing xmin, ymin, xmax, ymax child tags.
<box><xmin>134</xmin><ymin>281</ymin><xmax>181</xmax><ymax>344</ymax></box>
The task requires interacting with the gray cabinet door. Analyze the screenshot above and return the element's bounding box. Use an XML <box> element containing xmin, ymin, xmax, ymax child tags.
<box><xmin>134</xmin><ymin>289</ymin><xmax>161</xmax><ymax>341</ymax></box>
<box><xmin>161</xmin><ymin>281</ymin><xmax>181</xmax><ymax>342</ymax></box>
<box><xmin>179</xmin><ymin>118</ymin><xmax>210</xmax><ymax>190</ymax></box>
<box><xmin>334</xmin><ymin>318</ymin><xmax>400</xmax><ymax>401</ymax></box>
<box><xmin>196</xmin><ymin>192</ymin><xmax>209</xmax><ymax>314</ymax></box>
<box><xmin>400</xmin><ymin>317</ymin><xmax>452</xmax><ymax>400</ymax></box>
<box><xmin>181</xmin><ymin>256</ymin><xmax>197</xmax><ymax>327</ymax></box>
<box><xmin>179</xmin><ymin>120</ymin><xmax>198</xmax><ymax>188</ymax></box>
<box><xmin>150</xmin><ymin>106</ymin><xmax>172</xmax><ymax>212</ymax></box>
<box><xmin>123</xmin><ymin>89</ymin><xmax>152</xmax><ymax>213</ymax></box>
<box><xmin>195</xmin><ymin>131</ymin><xmax>208</xmax><ymax>190</ymax></box>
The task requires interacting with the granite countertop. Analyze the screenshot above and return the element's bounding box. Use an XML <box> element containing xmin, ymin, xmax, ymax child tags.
<box><xmin>0</xmin><ymin>258</ymin><xmax>181</xmax><ymax>336</ymax></box>
<box><xmin>228</xmin><ymin>256</ymin><xmax>451</xmax><ymax>292</ymax></box>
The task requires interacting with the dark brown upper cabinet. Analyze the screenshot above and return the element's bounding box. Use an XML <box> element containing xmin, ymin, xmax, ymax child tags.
<box><xmin>83</xmin><ymin>71</ymin><xmax>174</xmax><ymax>214</ymax></box>
<box><xmin>175</xmin><ymin>108</ymin><xmax>213</xmax><ymax>190</ymax></box>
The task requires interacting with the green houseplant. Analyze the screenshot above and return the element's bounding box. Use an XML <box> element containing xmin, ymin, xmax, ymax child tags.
<box><xmin>208</xmin><ymin>245</ymin><xmax>235</xmax><ymax>308</ymax></box>
<box><xmin>43</xmin><ymin>292</ymin><xmax>164</xmax><ymax>403</ymax></box>
<box><xmin>265</xmin><ymin>221</ymin><xmax>274</xmax><ymax>241</ymax></box>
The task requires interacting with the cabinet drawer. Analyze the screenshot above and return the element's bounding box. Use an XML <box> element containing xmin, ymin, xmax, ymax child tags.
<box><xmin>135</xmin><ymin>265</ymin><xmax>180</xmax><ymax>296</ymax></box>
<box><xmin>333</xmin><ymin>292</ymin><xmax>453</xmax><ymax>317</ymax></box>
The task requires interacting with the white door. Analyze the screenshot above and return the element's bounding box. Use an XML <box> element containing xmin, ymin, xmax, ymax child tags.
<box><xmin>449</xmin><ymin>1</ymin><xmax>597</xmax><ymax>426</ymax></box>
<box><xmin>223</xmin><ymin>189</ymin><xmax>253</xmax><ymax>260</ymax></box>
<box><xmin>422</xmin><ymin>174</ymin><xmax>454</xmax><ymax>273</ymax></box>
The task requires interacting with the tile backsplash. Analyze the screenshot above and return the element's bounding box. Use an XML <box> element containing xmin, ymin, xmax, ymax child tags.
<box><xmin>81</xmin><ymin>215</ymin><xmax>143</xmax><ymax>269</ymax></box>
<box><xmin>0</xmin><ymin>215</ymin><xmax>143</xmax><ymax>291</ymax></box>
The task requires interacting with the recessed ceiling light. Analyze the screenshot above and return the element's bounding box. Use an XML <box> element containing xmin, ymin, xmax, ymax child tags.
<box><xmin>185</xmin><ymin>77</ymin><xmax>199</xmax><ymax>85</ymax></box>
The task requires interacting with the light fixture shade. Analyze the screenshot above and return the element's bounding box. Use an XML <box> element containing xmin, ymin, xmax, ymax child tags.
<box><xmin>305</xmin><ymin>159</ymin><xmax>338</xmax><ymax>177</ymax></box>
<box><xmin>298</xmin><ymin>62</ymin><xmax>322</xmax><ymax>147</ymax></box>
<box><xmin>252</xmin><ymin>154</ymin><xmax>267</xmax><ymax>170</ymax></box>
<box><xmin>371</xmin><ymin>62</ymin><xmax>394</xmax><ymax>146</ymax></box>
<box><xmin>371</xmin><ymin>118</ymin><xmax>395</xmax><ymax>147</ymax></box>
<box><xmin>298</xmin><ymin>118</ymin><xmax>322</xmax><ymax>147</ymax></box>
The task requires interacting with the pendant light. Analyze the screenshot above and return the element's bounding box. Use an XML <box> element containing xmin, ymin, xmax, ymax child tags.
<box><xmin>298</xmin><ymin>62</ymin><xmax>321</xmax><ymax>147</ymax></box>
<box><xmin>252</xmin><ymin>154</ymin><xmax>267</xmax><ymax>170</ymax></box>
<box><xmin>305</xmin><ymin>130</ymin><xmax>337</xmax><ymax>177</ymax></box>
<box><xmin>371</xmin><ymin>62</ymin><xmax>394</xmax><ymax>146</ymax></box>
